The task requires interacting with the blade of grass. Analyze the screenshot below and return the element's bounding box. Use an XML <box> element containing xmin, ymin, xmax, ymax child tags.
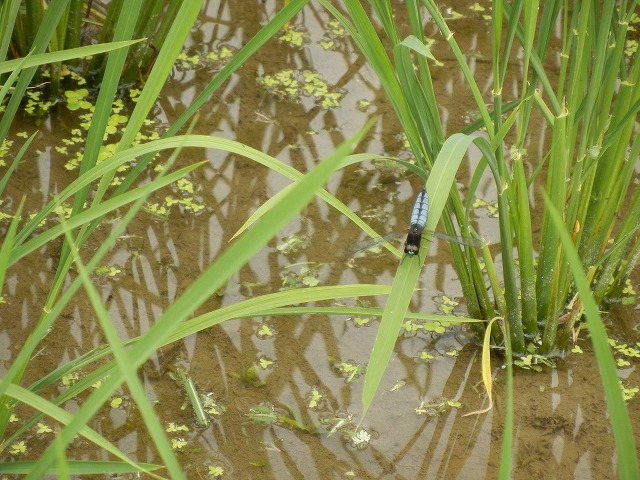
<box><xmin>160</xmin><ymin>0</ymin><xmax>311</xmax><ymax>137</ymax></box>
<box><xmin>60</xmin><ymin>215</ymin><xmax>182</xmax><ymax>478</ymax></box>
<box><xmin>22</xmin><ymin>119</ymin><xmax>373</xmax><ymax>480</ymax></box>
<box><xmin>362</xmin><ymin>133</ymin><xmax>480</xmax><ymax>416</ymax></box>
<box><xmin>10</xmin><ymin>136</ymin><xmax>386</xmax><ymax>263</ymax></box>
<box><xmin>0</xmin><ymin>461</ymin><xmax>163</xmax><ymax>476</ymax></box>
<box><xmin>319</xmin><ymin>0</ymin><xmax>428</xmax><ymax>167</ymax></box>
<box><xmin>0</xmin><ymin>133</ymin><xmax>36</xmax><ymax>197</ymax></box>
<box><xmin>0</xmin><ymin>0</ymin><xmax>73</xmax><ymax>142</ymax></box>
<box><xmin>544</xmin><ymin>192</ymin><xmax>638</xmax><ymax>479</ymax></box>
<box><xmin>91</xmin><ymin>0</ymin><xmax>202</xmax><ymax>206</ymax></box>
<box><xmin>0</xmin><ymin>197</ymin><xmax>25</xmax><ymax>438</ymax></box>
<box><xmin>0</xmin><ymin>143</ymin><xmax>195</xmax><ymax>447</ymax></box>
<box><xmin>0</xmin><ymin>40</ymin><xmax>142</xmax><ymax>75</ymax></box>
<box><xmin>0</xmin><ymin>54</ymin><xmax>30</xmax><ymax>107</ymax></box>
<box><xmin>463</xmin><ymin>316</ymin><xmax>500</xmax><ymax>417</ymax></box>
<box><xmin>174</xmin><ymin>366</ymin><xmax>209</xmax><ymax>428</ymax></box>
<box><xmin>72</xmin><ymin>3</ymin><xmax>143</xmax><ymax>207</ymax></box>
<box><xmin>422</xmin><ymin>1</ymin><xmax>494</xmax><ymax>141</ymax></box>
<box><xmin>498</xmin><ymin>318</ymin><xmax>514</xmax><ymax>479</ymax></box>
<box><xmin>0</xmin><ymin>284</ymin><xmax>395</xmax><ymax>448</ymax></box>
<box><xmin>0</xmin><ymin>197</ymin><xmax>24</xmax><ymax>296</ymax></box>
<box><xmin>5</xmin><ymin>276</ymin><xmax>478</xmax><ymax>449</ymax></box>
<box><xmin>10</xmin><ymin>161</ymin><xmax>204</xmax><ymax>264</ymax></box>
<box><xmin>1</xmin><ymin>145</ymin><xmax>198</xmax><ymax>450</ymax></box>
<box><xmin>2</xmin><ymin>384</ymin><xmax>164</xmax><ymax>479</ymax></box>
<box><xmin>112</xmin><ymin>0</ymin><xmax>312</xmax><ymax>197</ymax></box>
<box><xmin>0</xmin><ymin>0</ymin><xmax>21</xmax><ymax>61</ymax></box>
<box><xmin>229</xmin><ymin>153</ymin><xmax>402</xmax><ymax>257</ymax></box>
<box><xmin>53</xmin><ymin>1</ymin><xmax>146</xmax><ymax>354</ymax></box>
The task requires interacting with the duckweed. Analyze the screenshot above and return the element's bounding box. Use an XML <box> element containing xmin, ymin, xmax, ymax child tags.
<box><xmin>256</xmin><ymin>69</ymin><xmax>344</xmax><ymax>109</ymax></box>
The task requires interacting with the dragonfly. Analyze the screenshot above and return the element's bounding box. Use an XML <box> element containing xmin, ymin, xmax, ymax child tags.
<box><xmin>350</xmin><ymin>188</ymin><xmax>482</xmax><ymax>257</ymax></box>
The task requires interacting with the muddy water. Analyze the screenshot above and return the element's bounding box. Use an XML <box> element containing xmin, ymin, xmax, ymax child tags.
<box><xmin>2</xmin><ymin>1</ymin><xmax>639</xmax><ymax>479</ymax></box>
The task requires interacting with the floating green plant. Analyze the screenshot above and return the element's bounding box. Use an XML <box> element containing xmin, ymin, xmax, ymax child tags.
<box><xmin>35</xmin><ymin>422</ymin><xmax>53</xmax><ymax>435</ymax></box>
<box><xmin>256</xmin><ymin>324</ymin><xmax>275</xmax><ymax>339</ymax></box>
<box><xmin>401</xmin><ymin>319</ymin><xmax>421</xmax><ymax>333</ymax></box>
<box><xmin>342</xmin><ymin>428</ymin><xmax>371</xmax><ymax>449</ymax></box>
<box><xmin>94</xmin><ymin>265</ymin><xmax>121</xmax><ymax>277</ymax></box>
<box><xmin>201</xmin><ymin>395</ymin><xmax>225</xmax><ymax>417</ymax></box>
<box><xmin>621</xmin><ymin>279</ymin><xmax>637</xmax><ymax>305</ymax></box>
<box><xmin>256</xmin><ymin>69</ymin><xmax>344</xmax><ymax>109</ymax></box>
<box><xmin>306</xmin><ymin>387</ymin><xmax>323</xmax><ymax>409</ymax></box>
<box><xmin>258</xmin><ymin>357</ymin><xmax>274</xmax><ymax>369</ymax></box>
<box><xmin>276</xmin><ymin>234</ymin><xmax>307</xmax><ymax>254</ymax></box>
<box><xmin>437</xmin><ymin>295</ymin><xmax>460</xmax><ymax>315</ymax></box>
<box><xmin>325</xmin><ymin>19</ymin><xmax>345</xmax><ymax>36</ymax></box>
<box><xmin>65</xmin><ymin>88</ymin><xmax>92</xmax><ymax>111</ymax></box>
<box><xmin>349</xmin><ymin>315</ymin><xmax>372</xmax><ymax>327</ymax></box>
<box><xmin>247</xmin><ymin>404</ymin><xmax>316</xmax><ymax>434</ymax></box>
<box><xmin>513</xmin><ymin>354</ymin><xmax>556</xmax><ymax>372</ymax></box>
<box><xmin>319</xmin><ymin>40</ymin><xmax>334</xmax><ymax>50</ymax></box>
<box><xmin>207</xmin><ymin>465</ymin><xmax>225</xmax><ymax>478</ymax></box>
<box><xmin>331</xmin><ymin>359</ymin><xmax>366</xmax><ymax>383</ymax></box>
<box><xmin>165</xmin><ymin>423</ymin><xmax>190</xmax><ymax>433</ymax></box>
<box><xmin>318</xmin><ymin>18</ymin><xmax>347</xmax><ymax>51</ymax></box>
<box><xmin>418</xmin><ymin>351</ymin><xmax>435</xmax><ymax>362</ymax></box>
<box><xmin>175</xmin><ymin>51</ymin><xmax>200</xmax><ymax>70</ymax></box>
<box><xmin>171</xmin><ymin>438</ymin><xmax>188</xmax><ymax>451</ymax></box>
<box><xmin>278</xmin><ymin>27</ymin><xmax>308</xmax><ymax>48</ymax></box>
<box><xmin>620</xmin><ymin>381</ymin><xmax>639</xmax><ymax>402</ymax></box>
<box><xmin>355</xmin><ymin>99</ymin><xmax>371</xmax><ymax>112</ymax></box>
<box><xmin>415</xmin><ymin>398</ymin><xmax>462</xmax><ymax>417</ymax></box>
<box><xmin>205</xmin><ymin>46</ymin><xmax>234</xmax><ymax>63</ymax></box>
<box><xmin>59</xmin><ymin>79</ymin><xmax>163</xmax><ymax>176</ymax></box>
<box><xmin>229</xmin><ymin>365</ymin><xmax>266</xmax><ymax>388</ymax></box>
<box><xmin>280</xmin><ymin>262</ymin><xmax>322</xmax><ymax>289</ymax></box>
<box><xmin>9</xmin><ymin>441</ymin><xmax>26</xmax><ymax>455</ymax></box>
<box><xmin>23</xmin><ymin>90</ymin><xmax>54</xmax><ymax>116</ymax></box>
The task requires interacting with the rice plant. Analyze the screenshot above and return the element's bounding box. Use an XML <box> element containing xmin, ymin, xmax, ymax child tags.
<box><xmin>317</xmin><ymin>0</ymin><xmax>639</xmax><ymax>474</ymax></box>
<box><xmin>3</xmin><ymin>0</ymin><xmax>189</xmax><ymax>92</ymax></box>
<box><xmin>320</xmin><ymin>0</ymin><xmax>640</xmax><ymax>361</ymax></box>
<box><xmin>2</xmin><ymin>0</ymin><xmax>637</xmax><ymax>476</ymax></box>
<box><xmin>0</xmin><ymin>0</ymin><xmax>348</xmax><ymax>476</ymax></box>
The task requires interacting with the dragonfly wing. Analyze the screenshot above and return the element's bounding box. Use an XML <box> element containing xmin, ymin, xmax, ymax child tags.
<box><xmin>424</xmin><ymin>230</ymin><xmax>483</xmax><ymax>248</ymax></box>
<box><xmin>347</xmin><ymin>231</ymin><xmax>404</xmax><ymax>255</ymax></box>
<box><xmin>348</xmin><ymin>229</ymin><xmax>480</xmax><ymax>257</ymax></box>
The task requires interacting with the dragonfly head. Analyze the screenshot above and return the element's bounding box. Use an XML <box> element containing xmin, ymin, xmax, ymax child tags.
<box><xmin>404</xmin><ymin>242</ymin><xmax>420</xmax><ymax>256</ymax></box>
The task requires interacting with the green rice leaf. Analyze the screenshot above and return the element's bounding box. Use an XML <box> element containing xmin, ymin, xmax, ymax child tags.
<box><xmin>362</xmin><ymin>133</ymin><xmax>479</xmax><ymax>416</ymax></box>
<box><xmin>544</xmin><ymin>193</ymin><xmax>639</xmax><ymax>479</ymax></box>
<box><xmin>399</xmin><ymin>35</ymin><xmax>435</xmax><ymax>60</ymax></box>
<box><xmin>24</xmin><ymin>119</ymin><xmax>374</xmax><ymax>479</ymax></box>
<box><xmin>0</xmin><ymin>40</ymin><xmax>141</xmax><ymax>75</ymax></box>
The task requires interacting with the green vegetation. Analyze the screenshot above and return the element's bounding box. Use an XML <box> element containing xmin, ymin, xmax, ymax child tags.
<box><xmin>5</xmin><ymin>0</ymin><xmax>188</xmax><ymax>91</ymax></box>
<box><xmin>318</xmin><ymin>0</ymin><xmax>639</xmax><ymax>476</ymax></box>
<box><xmin>0</xmin><ymin>0</ymin><xmax>354</xmax><ymax>476</ymax></box>
<box><xmin>1</xmin><ymin>0</ymin><xmax>639</xmax><ymax>477</ymax></box>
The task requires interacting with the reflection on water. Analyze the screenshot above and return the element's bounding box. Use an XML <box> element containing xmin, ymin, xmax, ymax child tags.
<box><xmin>1</xmin><ymin>1</ymin><xmax>637</xmax><ymax>479</ymax></box>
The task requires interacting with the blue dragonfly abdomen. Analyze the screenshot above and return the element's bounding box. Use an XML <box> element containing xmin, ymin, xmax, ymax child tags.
<box><xmin>405</xmin><ymin>188</ymin><xmax>428</xmax><ymax>255</ymax></box>
<box><xmin>409</xmin><ymin>187</ymin><xmax>428</xmax><ymax>230</ymax></box>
